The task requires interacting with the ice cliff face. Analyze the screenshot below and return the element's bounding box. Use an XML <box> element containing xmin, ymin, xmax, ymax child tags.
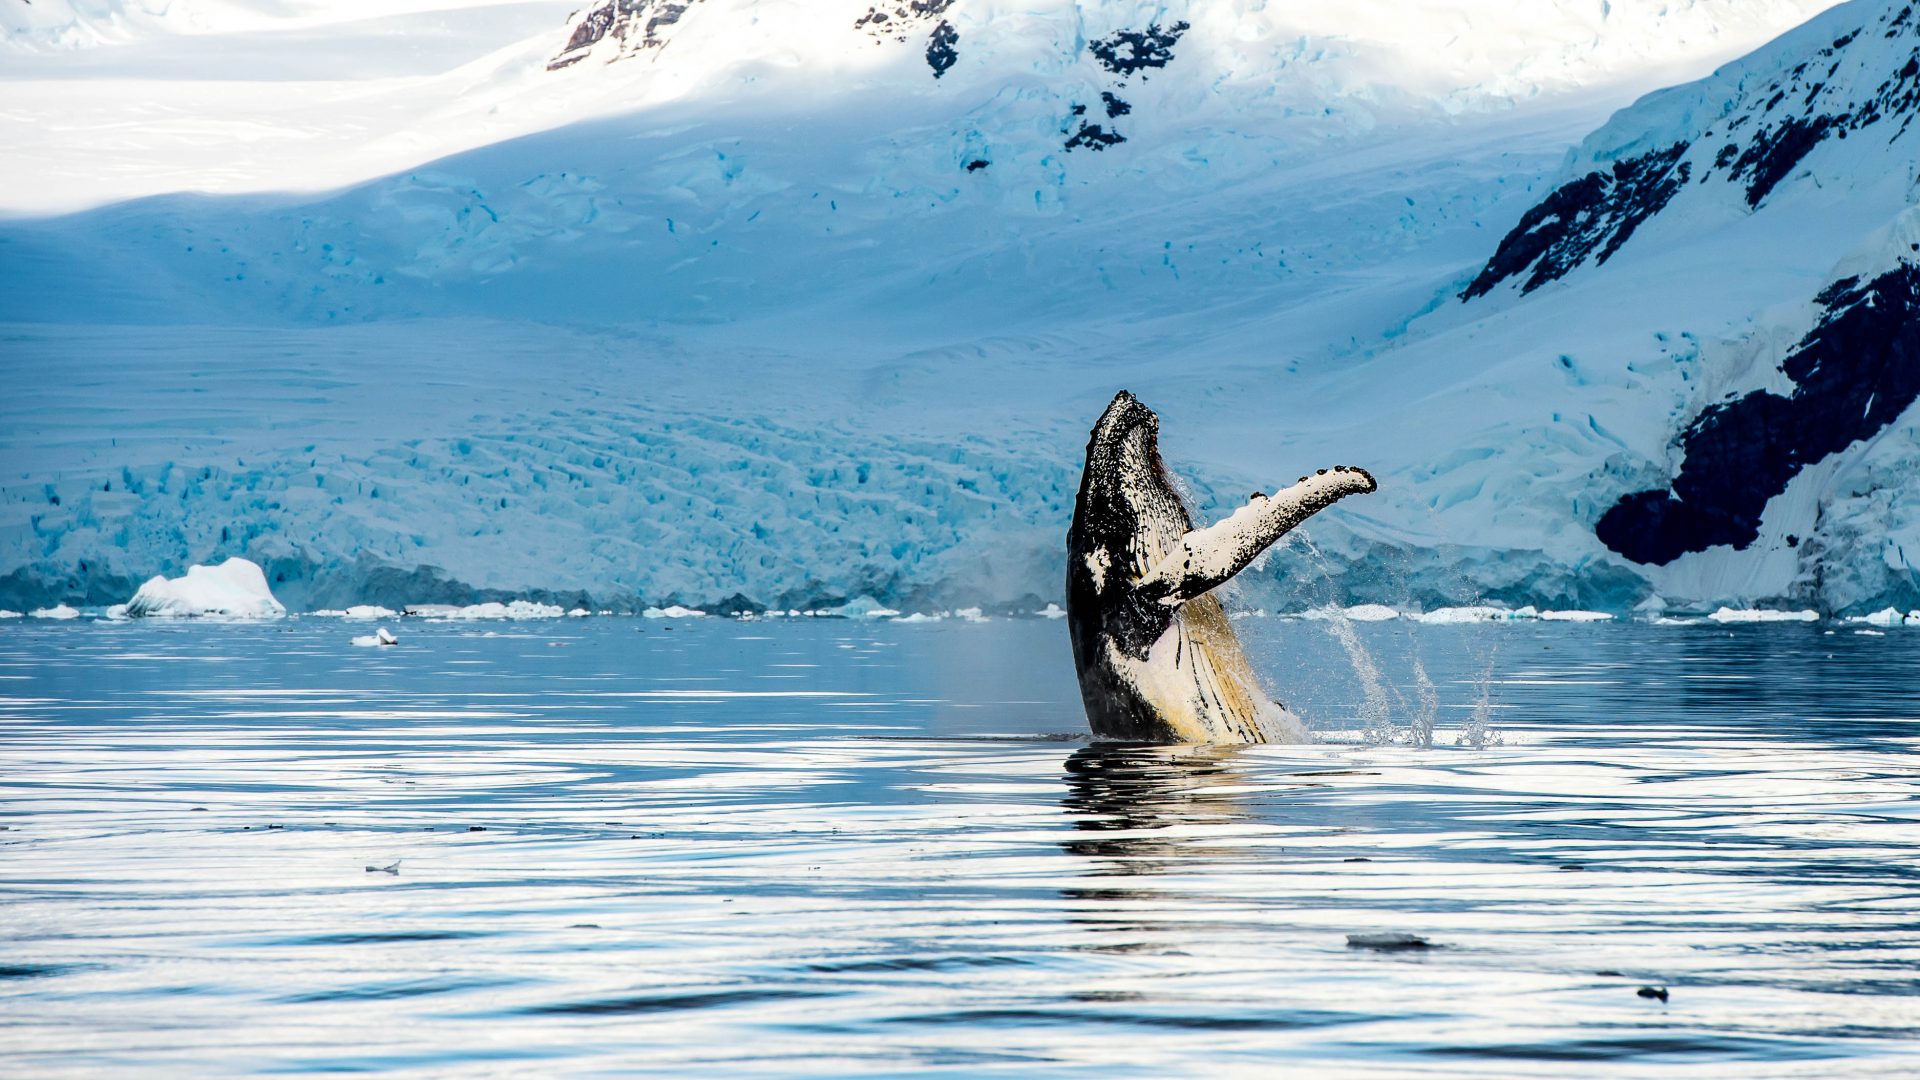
<box><xmin>12</xmin><ymin>0</ymin><xmax>1919</xmax><ymax>616</ymax></box>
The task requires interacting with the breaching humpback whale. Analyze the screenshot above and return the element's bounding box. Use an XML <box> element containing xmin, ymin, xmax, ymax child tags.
<box><xmin>1066</xmin><ymin>391</ymin><xmax>1376</xmax><ymax>743</ymax></box>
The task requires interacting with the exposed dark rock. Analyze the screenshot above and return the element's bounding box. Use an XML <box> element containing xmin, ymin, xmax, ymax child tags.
<box><xmin>1729</xmin><ymin>115</ymin><xmax>1836</xmax><ymax>207</ymax></box>
<box><xmin>1460</xmin><ymin>144</ymin><xmax>1690</xmax><ymax>299</ymax></box>
<box><xmin>854</xmin><ymin>0</ymin><xmax>954</xmax><ymax>43</ymax></box>
<box><xmin>548</xmin><ymin>0</ymin><xmax>701</xmax><ymax>70</ymax></box>
<box><xmin>707</xmin><ymin>592</ymin><xmax>765</xmax><ymax>616</ymax></box>
<box><xmin>925</xmin><ymin>19</ymin><xmax>959</xmax><ymax>78</ymax></box>
<box><xmin>1089</xmin><ymin>21</ymin><xmax>1189</xmax><ymax>79</ymax></box>
<box><xmin>1065</xmin><ymin>123</ymin><xmax>1126</xmax><ymax>152</ymax></box>
<box><xmin>1462</xmin><ymin>4</ymin><xmax>1920</xmax><ymax>297</ymax></box>
<box><xmin>964</xmin><ymin>158</ymin><xmax>989</xmax><ymax>172</ymax></box>
<box><xmin>1101</xmin><ymin>91</ymin><xmax>1131</xmax><ymax>118</ymax></box>
<box><xmin>1596</xmin><ymin>263</ymin><xmax>1920</xmax><ymax>565</ymax></box>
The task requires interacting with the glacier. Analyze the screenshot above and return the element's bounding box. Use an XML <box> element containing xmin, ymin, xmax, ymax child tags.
<box><xmin>12</xmin><ymin>0</ymin><xmax>1920</xmax><ymax>617</ymax></box>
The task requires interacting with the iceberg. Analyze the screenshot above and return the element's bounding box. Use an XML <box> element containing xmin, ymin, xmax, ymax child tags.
<box><xmin>125</xmin><ymin>559</ymin><xmax>285</xmax><ymax>618</ymax></box>
<box><xmin>31</xmin><ymin>604</ymin><xmax>82</xmax><ymax>620</ymax></box>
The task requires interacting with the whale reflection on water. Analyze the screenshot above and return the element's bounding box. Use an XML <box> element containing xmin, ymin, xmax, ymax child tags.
<box><xmin>1060</xmin><ymin>744</ymin><xmax>1256</xmax><ymax>871</ymax></box>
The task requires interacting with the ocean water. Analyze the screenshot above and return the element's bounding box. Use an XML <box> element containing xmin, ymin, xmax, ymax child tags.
<box><xmin>2</xmin><ymin>615</ymin><xmax>1918</xmax><ymax>1077</ymax></box>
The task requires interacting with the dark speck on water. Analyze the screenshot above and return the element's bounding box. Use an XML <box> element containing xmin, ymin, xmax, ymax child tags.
<box><xmin>1</xmin><ymin>617</ymin><xmax>1917</xmax><ymax>1073</ymax></box>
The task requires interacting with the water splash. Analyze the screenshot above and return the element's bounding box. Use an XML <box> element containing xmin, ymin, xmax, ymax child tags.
<box><xmin>1456</xmin><ymin>655</ymin><xmax>1502</xmax><ymax>748</ymax></box>
<box><xmin>1323</xmin><ymin>614</ymin><xmax>1396</xmax><ymax>745</ymax></box>
<box><xmin>1409</xmin><ymin>653</ymin><xmax>1438</xmax><ymax>749</ymax></box>
<box><xmin>1279</xmin><ymin>531</ymin><xmax>1481</xmax><ymax>748</ymax></box>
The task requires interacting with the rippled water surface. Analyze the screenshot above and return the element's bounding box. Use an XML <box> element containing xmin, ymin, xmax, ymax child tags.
<box><xmin>3</xmin><ymin>616</ymin><xmax>1919</xmax><ymax>1076</ymax></box>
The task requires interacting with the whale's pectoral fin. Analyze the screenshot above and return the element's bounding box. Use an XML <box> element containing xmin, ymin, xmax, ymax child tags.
<box><xmin>1135</xmin><ymin>466</ymin><xmax>1376</xmax><ymax>606</ymax></box>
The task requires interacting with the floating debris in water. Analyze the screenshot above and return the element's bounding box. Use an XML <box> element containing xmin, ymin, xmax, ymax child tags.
<box><xmin>1347</xmin><ymin>932</ymin><xmax>1431</xmax><ymax>951</ymax></box>
<box><xmin>1637</xmin><ymin>985</ymin><xmax>1670</xmax><ymax>1001</ymax></box>
<box><xmin>364</xmin><ymin>861</ymin><xmax>400</xmax><ymax>875</ymax></box>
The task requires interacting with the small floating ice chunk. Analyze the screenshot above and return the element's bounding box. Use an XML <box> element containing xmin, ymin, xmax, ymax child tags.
<box><xmin>1538</xmin><ymin>610</ymin><xmax>1613</xmax><ymax>622</ymax></box>
<box><xmin>351</xmin><ymin>627</ymin><xmax>399</xmax><ymax>647</ymax></box>
<box><xmin>892</xmin><ymin>612</ymin><xmax>943</xmax><ymax>623</ymax></box>
<box><xmin>1036</xmin><ymin>603</ymin><xmax>1067</xmax><ymax>619</ymax></box>
<box><xmin>955</xmin><ymin>607</ymin><xmax>988</xmax><ymax>622</ymax></box>
<box><xmin>642</xmin><ymin>605</ymin><xmax>706</xmax><ymax>619</ymax></box>
<box><xmin>0</xmin><ymin>609</ymin><xmax>23</xmax><ymax>619</ymax></box>
<box><xmin>125</xmin><ymin>558</ymin><xmax>284</xmax><ymax>618</ymax></box>
<box><xmin>1849</xmin><ymin>607</ymin><xmax>1906</xmax><ymax>627</ymax></box>
<box><xmin>30</xmin><ymin>604</ymin><xmax>83</xmax><ymax>620</ymax></box>
<box><xmin>1707</xmin><ymin>607</ymin><xmax>1819</xmax><ymax>623</ymax></box>
<box><xmin>1346</xmin><ymin>932</ymin><xmax>1432</xmax><ymax>951</ymax></box>
<box><xmin>567</xmin><ymin>608</ymin><xmax>591</xmax><ymax>617</ymax></box>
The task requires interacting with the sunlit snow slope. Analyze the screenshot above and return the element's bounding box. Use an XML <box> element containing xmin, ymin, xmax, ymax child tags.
<box><xmin>9</xmin><ymin>0</ymin><xmax>1901</xmax><ymax>615</ymax></box>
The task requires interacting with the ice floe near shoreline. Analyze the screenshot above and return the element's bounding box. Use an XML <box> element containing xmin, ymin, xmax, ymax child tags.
<box><xmin>1846</xmin><ymin>607</ymin><xmax>1918</xmax><ymax>627</ymax></box>
<box><xmin>405</xmin><ymin>601</ymin><xmax>565</xmax><ymax>620</ymax></box>
<box><xmin>125</xmin><ymin>559</ymin><xmax>284</xmax><ymax>618</ymax></box>
<box><xmin>643</xmin><ymin>605</ymin><xmax>707</xmax><ymax>619</ymax></box>
<box><xmin>1707</xmin><ymin>608</ymin><xmax>1821</xmax><ymax>624</ymax></box>
<box><xmin>1296</xmin><ymin>604</ymin><xmax>1616</xmax><ymax>624</ymax></box>
<box><xmin>312</xmin><ymin>605</ymin><xmax>401</xmax><ymax>619</ymax></box>
<box><xmin>6</xmin><ymin>592</ymin><xmax>1915</xmax><ymax>627</ymax></box>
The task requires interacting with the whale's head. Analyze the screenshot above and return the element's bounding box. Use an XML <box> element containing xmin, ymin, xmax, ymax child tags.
<box><xmin>1069</xmin><ymin>391</ymin><xmax>1194</xmax><ymax>596</ymax></box>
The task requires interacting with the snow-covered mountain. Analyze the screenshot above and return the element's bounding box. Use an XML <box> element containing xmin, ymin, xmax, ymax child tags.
<box><xmin>10</xmin><ymin>0</ymin><xmax>1916</xmax><ymax>617</ymax></box>
<box><xmin>1426</xmin><ymin>0</ymin><xmax>1920</xmax><ymax>613</ymax></box>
